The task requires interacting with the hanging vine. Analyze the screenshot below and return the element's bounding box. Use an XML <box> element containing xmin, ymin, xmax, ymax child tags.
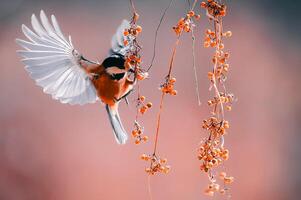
<box><xmin>198</xmin><ymin>0</ymin><xmax>235</xmax><ymax>197</ymax></box>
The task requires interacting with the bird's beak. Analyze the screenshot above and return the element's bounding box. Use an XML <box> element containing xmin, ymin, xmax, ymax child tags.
<box><xmin>81</xmin><ymin>56</ymin><xmax>99</xmax><ymax>65</ymax></box>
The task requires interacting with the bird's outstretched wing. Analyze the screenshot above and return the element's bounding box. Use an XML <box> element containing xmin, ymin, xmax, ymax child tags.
<box><xmin>109</xmin><ymin>20</ymin><xmax>130</xmax><ymax>56</ymax></box>
<box><xmin>16</xmin><ymin>10</ymin><xmax>98</xmax><ymax>105</ymax></box>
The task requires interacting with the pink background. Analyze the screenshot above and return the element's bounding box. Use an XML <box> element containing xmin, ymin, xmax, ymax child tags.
<box><xmin>0</xmin><ymin>0</ymin><xmax>300</xmax><ymax>199</ymax></box>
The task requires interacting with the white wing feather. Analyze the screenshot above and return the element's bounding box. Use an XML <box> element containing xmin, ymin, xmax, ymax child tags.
<box><xmin>16</xmin><ymin>10</ymin><xmax>98</xmax><ymax>105</ymax></box>
<box><xmin>110</xmin><ymin>20</ymin><xmax>130</xmax><ymax>56</ymax></box>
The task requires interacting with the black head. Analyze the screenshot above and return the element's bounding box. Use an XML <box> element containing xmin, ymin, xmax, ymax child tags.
<box><xmin>102</xmin><ymin>54</ymin><xmax>125</xmax><ymax>70</ymax></box>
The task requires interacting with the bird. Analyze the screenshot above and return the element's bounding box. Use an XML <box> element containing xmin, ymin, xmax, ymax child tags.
<box><xmin>16</xmin><ymin>10</ymin><xmax>137</xmax><ymax>144</ymax></box>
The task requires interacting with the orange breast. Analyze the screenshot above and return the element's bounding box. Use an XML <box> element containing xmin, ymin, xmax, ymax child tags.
<box><xmin>87</xmin><ymin>64</ymin><xmax>134</xmax><ymax>105</ymax></box>
<box><xmin>92</xmin><ymin>74</ymin><xmax>121</xmax><ymax>106</ymax></box>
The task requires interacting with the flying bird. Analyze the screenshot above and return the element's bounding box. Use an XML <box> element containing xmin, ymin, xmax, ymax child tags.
<box><xmin>16</xmin><ymin>10</ymin><xmax>136</xmax><ymax>144</ymax></box>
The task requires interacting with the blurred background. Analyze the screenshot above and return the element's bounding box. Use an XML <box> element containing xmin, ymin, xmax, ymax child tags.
<box><xmin>0</xmin><ymin>0</ymin><xmax>300</xmax><ymax>199</ymax></box>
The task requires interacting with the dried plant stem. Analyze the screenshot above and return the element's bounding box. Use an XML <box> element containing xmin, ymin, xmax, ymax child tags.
<box><xmin>153</xmin><ymin>36</ymin><xmax>180</xmax><ymax>155</ymax></box>
<box><xmin>199</xmin><ymin>0</ymin><xmax>235</xmax><ymax>197</ymax></box>
<box><xmin>153</xmin><ymin>92</ymin><xmax>165</xmax><ymax>154</ymax></box>
<box><xmin>129</xmin><ymin>0</ymin><xmax>137</xmax><ymax>14</ymax></box>
<box><xmin>191</xmin><ymin>29</ymin><xmax>201</xmax><ymax>106</ymax></box>
<box><xmin>147</xmin><ymin>0</ymin><xmax>174</xmax><ymax>72</ymax></box>
<box><xmin>147</xmin><ymin>175</ymin><xmax>153</xmax><ymax>200</ymax></box>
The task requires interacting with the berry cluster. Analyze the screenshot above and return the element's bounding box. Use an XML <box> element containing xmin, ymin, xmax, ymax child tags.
<box><xmin>132</xmin><ymin>121</ymin><xmax>148</xmax><ymax>145</ymax></box>
<box><xmin>202</xmin><ymin>117</ymin><xmax>230</xmax><ymax>138</ymax></box>
<box><xmin>123</xmin><ymin>12</ymin><xmax>142</xmax><ymax>46</ymax></box>
<box><xmin>207</xmin><ymin>93</ymin><xmax>234</xmax><ymax>113</ymax></box>
<box><xmin>143</xmin><ymin>1</ymin><xmax>200</xmax><ymax>178</ymax></box>
<box><xmin>160</xmin><ymin>77</ymin><xmax>177</xmax><ymax>96</ymax></box>
<box><xmin>173</xmin><ymin>11</ymin><xmax>200</xmax><ymax>36</ymax></box>
<box><xmin>123</xmin><ymin>10</ymin><xmax>152</xmax><ymax>145</ymax></box>
<box><xmin>201</xmin><ymin>0</ymin><xmax>227</xmax><ymax>18</ymax></box>
<box><xmin>141</xmin><ymin>154</ymin><xmax>170</xmax><ymax>175</ymax></box>
<box><xmin>204</xmin><ymin>172</ymin><xmax>234</xmax><ymax>196</ymax></box>
<box><xmin>205</xmin><ymin>29</ymin><xmax>232</xmax><ymax>83</ymax></box>
<box><xmin>137</xmin><ymin>95</ymin><xmax>152</xmax><ymax>114</ymax></box>
<box><xmin>198</xmin><ymin>140</ymin><xmax>230</xmax><ymax>171</ymax></box>
<box><xmin>199</xmin><ymin>0</ymin><xmax>234</xmax><ymax>197</ymax></box>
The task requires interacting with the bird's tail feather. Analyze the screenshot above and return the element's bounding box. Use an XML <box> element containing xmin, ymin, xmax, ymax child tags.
<box><xmin>105</xmin><ymin>104</ymin><xmax>128</xmax><ymax>144</ymax></box>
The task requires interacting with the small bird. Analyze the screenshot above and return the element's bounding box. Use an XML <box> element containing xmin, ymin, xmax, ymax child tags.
<box><xmin>16</xmin><ymin>10</ymin><xmax>137</xmax><ymax>144</ymax></box>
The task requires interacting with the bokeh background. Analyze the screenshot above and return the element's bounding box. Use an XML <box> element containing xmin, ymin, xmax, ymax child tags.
<box><xmin>0</xmin><ymin>0</ymin><xmax>300</xmax><ymax>199</ymax></box>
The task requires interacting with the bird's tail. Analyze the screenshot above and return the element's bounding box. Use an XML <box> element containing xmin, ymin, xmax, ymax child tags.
<box><xmin>105</xmin><ymin>104</ymin><xmax>128</xmax><ymax>144</ymax></box>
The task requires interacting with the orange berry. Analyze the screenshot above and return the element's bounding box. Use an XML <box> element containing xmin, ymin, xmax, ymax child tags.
<box><xmin>220</xmin><ymin>10</ymin><xmax>226</xmax><ymax>16</ymax></box>
<box><xmin>208</xmin><ymin>71</ymin><xmax>214</xmax><ymax>79</ymax></box>
<box><xmin>184</xmin><ymin>26</ymin><xmax>191</xmax><ymax>32</ymax></box>
<box><xmin>204</xmin><ymin>189</ymin><xmax>214</xmax><ymax>196</ymax></box>
<box><xmin>132</xmin><ymin>30</ymin><xmax>138</xmax><ymax>36</ymax></box>
<box><xmin>200</xmin><ymin>2</ymin><xmax>207</xmax><ymax>8</ymax></box>
<box><xmin>212</xmin><ymin>57</ymin><xmax>217</xmax><ymax>64</ymax></box>
<box><xmin>178</xmin><ymin>18</ymin><xmax>185</xmax><ymax>25</ymax></box>
<box><xmin>163</xmin><ymin>165</ymin><xmax>171</xmax><ymax>174</ymax></box>
<box><xmin>213</xmin><ymin>183</ymin><xmax>220</xmax><ymax>191</ymax></box>
<box><xmin>145</xmin><ymin>168</ymin><xmax>151</xmax><ymax>173</ymax></box>
<box><xmin>170</xmin><ymin>77</ymin><xmax>176</xmax><ymax>83</ymax></box>
<box><xmin>188</xmin><ymin>11</ymin><xmax>195</xmax><ymax>17</ymax></box>
<box><xmin>204</xmin><ymin>36</ymin><xmax>211</xmax><ymax>42</ymax></box>
<box><xmin>140</xmin><ymin>154</ymin><xmax>148</xmax><ymax>160</ymax></box>
<box><xmin>219</xmin><ymin>43</ymin><xmax>225</xmax><ymax>50</ymax></box>
<box><xmin>139</xmin><ymin>107</ymin><xmax>146</xmax><ymax>114</ymax></box>
<box><xmin>136</xmin><ymin>73</ymin><xmax>145</xmax><ymax>81</ymax></box>
<box><xmin>224</xmin><ymin>52</ymin><xmax>230</xmax><ymax>58</ymax></box>
<box><xmin>139</xmin><ymin>96</ymin><xmax>145</xmax><ymax>101</ymax></box>
<box><xmin>123</xmin><ymin>30</ymin><xmax>129</xmax><ymax>36</ymax></box>
<box><xmin>224</xmin><ymin>176</ymin><xmax>234</xmax><ymax>184</ymax></box>
<box><xmin>135</xmin><ymin>139</ymin><xmax>140</xmax><ymax>145</ymax></box>
<box><xmin>222</xmin><ymin>154</ymin><xmax>229</xmax><ymax>160</ymax></box>
<box><xmin>132</xmin><ymin>130</ymin><xmax>139</xmax><ymax>137</ymax></box>
<box><xmin>194</xmin><ymin>14</ymin><xmax>201</xmax><ymax>20</ymax></box>
<box><xmin>146</xmin><ymin>102</ymin><xmax>152</xmax><ymax>108</ymax></box>
<box><xmin>204</xmin><ymin>42</ymin><xmax>210</xmax><ymax>48</ymax></box>
<box><xmin>171</xmin><ymin>90</ymin><xmax>178</xmax><ymax>96</ymax></box>
<box><xmin>123</xmin><ymin>40</ymin><xmax>128</xmax><ymax>46</ymax></box>
<box><xmin>224</xmin><ymin>31</ymin><xmax>232</xmax><ymax>37</ymax></box>
<box><xmin>210</xmin><ymin>32</ymin><xmax>216</xmax><ymax>37</ymax></box>
<box><xmin>226</xmin><ymin>105</ymin><xmax>232</xmax><ymax>111</ymax></box>
<box><xmin>136</xmin><ymin>25</ymin><xmax>142</xmax><ymax>33</ymax></box>
<box><xmin>223</xmin><ymin>121</ymin><xmax>230</xmax><ymax>129</ymax></box>
<box><xmin>142</xmin><ymin>135</ymin><xmax>148</xmax><ymax>142</ymax></box>
<box><xmin>210</xmin><ymin>41</ymin><xmax>217</xmax><ymax>47</ymax></box>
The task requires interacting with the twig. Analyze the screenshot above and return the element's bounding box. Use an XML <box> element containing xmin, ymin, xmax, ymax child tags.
<box><xmin>147</xmin><ymin>0</ymin><xmax>174</xmax><ymax>72</ymax></box>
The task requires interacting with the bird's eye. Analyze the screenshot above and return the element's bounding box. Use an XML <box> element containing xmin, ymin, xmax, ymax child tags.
<box><xmin>72</xmin><ymin>49</ymin><xmax>81</xmax><ymax>59</ymax></box>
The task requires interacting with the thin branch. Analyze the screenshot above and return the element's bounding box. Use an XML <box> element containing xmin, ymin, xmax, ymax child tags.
<box><xmin>147</xmin><ymin>0</ymin><xmax>174</xmax><ymax>72</ymax></box>
<box><xmin>191</xmin><ymin>28</ymin><xmax>201</xmax><ymax>106</ymax></box>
